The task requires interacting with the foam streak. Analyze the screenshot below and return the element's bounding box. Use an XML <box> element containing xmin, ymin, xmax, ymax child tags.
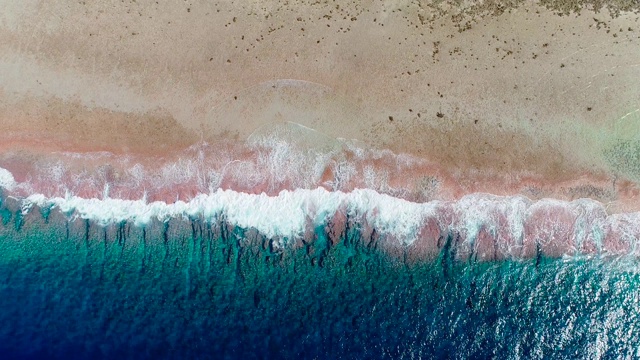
<box><xmin>4</xmin><ymin>187</ymin><xmax>640</xmax><ymax>260</ymax></box>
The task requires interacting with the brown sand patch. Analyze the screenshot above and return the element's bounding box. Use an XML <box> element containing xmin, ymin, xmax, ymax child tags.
<box><xmin>0</xmin><ymin>97</ymin><xmax>198</xmax><ymax>155</ymax></box>
<box><xmin>370</xmin><ymin>115</ymin><xmax>579</xmax><ymax>183</ymax></box>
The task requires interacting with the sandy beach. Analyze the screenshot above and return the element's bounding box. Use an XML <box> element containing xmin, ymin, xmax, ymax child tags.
<box><xmin>1</xmin><ymin>0</ymin><xmax>639</xmax><ymax>209</ymax></box>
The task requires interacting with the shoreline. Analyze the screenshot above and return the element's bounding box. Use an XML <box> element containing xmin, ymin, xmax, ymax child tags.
<box><xmin>1</xmin><ymin>130</ymin><xmax>638</xmax><ymax>213</ymax></box>
<box><xmin>1</xmin><ymin>1</ymin><xmax>639</xmax><ymax>210</ymax></box>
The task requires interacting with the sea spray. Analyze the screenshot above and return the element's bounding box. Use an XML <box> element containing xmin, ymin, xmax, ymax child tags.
<box><xmin>4</xmin><ymin>188</ymin><xmax>640</xmax><ymax>259</ymax></box>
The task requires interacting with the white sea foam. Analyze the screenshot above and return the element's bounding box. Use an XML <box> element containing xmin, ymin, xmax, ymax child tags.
<box><xmin>20</xmin><ymin>188</ymin><xmax>433</xmax><ymax>243</ymax></box>
<box><xmin>4</xmin><ymin>164</ymin><xmax>640</xmax><ymax>254</ymax></box>
<box><xmin>454</xmin><ymin>193</ymin><xmax>530</xmax><ymax>246</ymax></box>
<box><xmin>0</xmin><ymin>167</ymin><xmax>16</xmax><ymax>191</ymax></box>
<box><xmin>13</xmin><ymin>186</ymin><xmax>640</xmax><ymax>250</ymax></box>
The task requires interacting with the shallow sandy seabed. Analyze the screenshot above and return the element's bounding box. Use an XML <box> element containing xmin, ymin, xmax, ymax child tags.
<box><xmin>1</xmin><ymin>0</ymin><xmax>639</xmax><ymax>210</ymax></box>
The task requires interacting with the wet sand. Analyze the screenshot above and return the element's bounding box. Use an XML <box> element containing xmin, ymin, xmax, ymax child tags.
<box><xmin>1</xmin><ymin>0</ymin><xmax>639</xmax><ymax>208</ymax></box>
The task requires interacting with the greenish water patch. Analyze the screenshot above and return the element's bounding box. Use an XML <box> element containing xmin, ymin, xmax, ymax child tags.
<box><xmin>604</xmin><ymin>139</ymin><xmax>640</xmax><ymax>180</ymax></box>
<box><xmin>512</xmin><ymin>107</ymin><xmax>640</xmax><ymax>188</ymax></box>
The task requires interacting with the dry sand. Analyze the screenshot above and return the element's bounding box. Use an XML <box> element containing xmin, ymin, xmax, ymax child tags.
<box><xmin>1</xmin><ymin>0</ymin><xmax>639</xmax><ymax>209</ymax></box>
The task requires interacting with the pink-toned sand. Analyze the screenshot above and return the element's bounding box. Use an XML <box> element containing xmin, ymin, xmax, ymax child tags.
<box><xmin>1</xmin><ymin>136</ymin><xmax>638</xmax><ymax>213</ymax></box>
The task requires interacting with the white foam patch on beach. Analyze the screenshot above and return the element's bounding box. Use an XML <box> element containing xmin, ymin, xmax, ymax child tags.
<box><xmin>0</xmin><ymin>167</ymin><xmax>16</xmax><ymax>191</ymax></box>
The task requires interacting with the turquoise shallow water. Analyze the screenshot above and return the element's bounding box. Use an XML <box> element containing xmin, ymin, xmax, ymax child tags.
<box><xmin>0</xmin><ymin>197</ymin><xmax>639</xmax><ymax>359</ymax></box>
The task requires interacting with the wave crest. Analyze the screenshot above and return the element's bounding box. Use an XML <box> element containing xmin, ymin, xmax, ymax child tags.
<box><xmin>2</xmin><ymin>185</ymin><xmax>640</xmax><ymax>260</ymax></box>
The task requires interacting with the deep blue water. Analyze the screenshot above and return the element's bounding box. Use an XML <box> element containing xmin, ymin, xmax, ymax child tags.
<box><xmin>0</xmin><ymin>199</ymin><xmax>639</xmax><ymax>359</ymax></box>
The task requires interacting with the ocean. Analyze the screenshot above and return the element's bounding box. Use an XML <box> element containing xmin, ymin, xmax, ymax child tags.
<box><xmin>0</xmin><ymin>186</ymin><xmax>639</xmax><ymax>359</ymax></box>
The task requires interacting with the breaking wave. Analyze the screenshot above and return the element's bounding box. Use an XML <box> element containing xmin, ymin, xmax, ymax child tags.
<box><xmin>2</xmin><ymin>175</ymin><xmax>640</xmax><ymax>260</ymax></box>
